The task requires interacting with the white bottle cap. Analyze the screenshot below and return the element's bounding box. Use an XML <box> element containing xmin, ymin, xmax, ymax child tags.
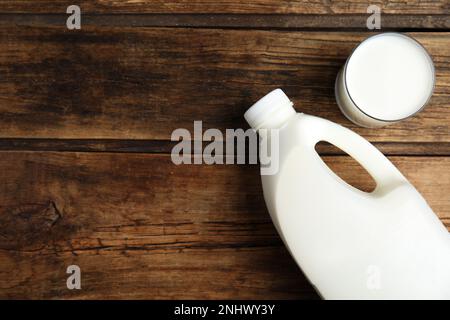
<box><xmin>245</xmin><ymin>89</ymin><xmax>296</xmax><ymax>130</ymax></box>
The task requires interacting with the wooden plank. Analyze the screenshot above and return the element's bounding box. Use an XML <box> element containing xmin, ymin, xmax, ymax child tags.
<box><xmin>0</xmin><ymin>0</ymin><xmax>448</xmax><ymax>14</ymax></box>
<box><xmin>0</xmin><ymin>28</ymin><xmax>449</xmax><ymax>145</ymax></box>
<box><xmin>0</xmin><ymin>152</ymin><xmax>448</xmax><ymax>299</ymax></box>
<box><xmin>0</xmin><ymin>14</ymin><xmax>448</xmax><ymax>30</ymax></box>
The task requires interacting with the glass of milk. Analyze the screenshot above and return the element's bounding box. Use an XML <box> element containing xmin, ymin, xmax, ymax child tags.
<box><xmin>335</xmin><ymin>33</ymin><xmax>435</xmax><ymax>128</ymax></box>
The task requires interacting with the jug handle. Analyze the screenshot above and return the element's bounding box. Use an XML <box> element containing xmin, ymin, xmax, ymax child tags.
<box><xmin>306</xmin><ymin>115</ymin><xmax>407</xmax><ymax>192</ymax></box>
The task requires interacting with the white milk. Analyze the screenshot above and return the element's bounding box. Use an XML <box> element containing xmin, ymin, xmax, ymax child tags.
<box><xmin>335</xmin><ymin>33</ymin><xmax>435</xmax><ymax>127</ymax></box>
<box><xmin>245</xmin><ymin>89</ymin><xmax>450</xmax><ymax>299</ymax></box>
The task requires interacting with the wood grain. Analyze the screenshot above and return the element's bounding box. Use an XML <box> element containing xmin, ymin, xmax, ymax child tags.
<box><xmin>0</xmin><ymin>0</ymin><xmax>448</xmax><ymax>14</ymax></box>
<box><xmin>0</xmin><ymin>152</ymin><xmax>448</xmax><ymax>299</ymax></box>
<box><xmin>0</xmin><ymin>1</ymin><xmax>448</xmax><ymax>300</ymax></box>
<box><xmin>0</xmin><ymin>27</ymin><xmax>449</xmax><ymax>147</ymax></box>
<box><xmin>0</xmin><ymin>14</ymin><xmax>448</xmax><ymax>30</ymax></box>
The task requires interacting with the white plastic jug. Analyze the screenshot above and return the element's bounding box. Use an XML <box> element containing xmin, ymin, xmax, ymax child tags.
<box><xmin>245</xmin><ymin>89</ymin><xmax>450</xmax><ymax>300</ymax></box>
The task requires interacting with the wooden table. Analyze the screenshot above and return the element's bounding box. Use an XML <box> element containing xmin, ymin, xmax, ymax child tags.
<box><xmin>0</xmin><ymin>1</ymin><xmax>448</xmax><ymax>299</ymax></box>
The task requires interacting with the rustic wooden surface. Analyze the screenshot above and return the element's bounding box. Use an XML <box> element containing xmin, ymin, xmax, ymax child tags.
<box><xmin>1</xmin><ymin>28</ymin><xmax>449</xmax><ymax>143</ymax></box>
<box><xmin>0</xmin><ymin>1</ymin><xmax>448</xmax><ymax>299</ymax></box>
<box><xmin>0</xmin><ymin>153</ymin><xmax>448</xmax><ymax>299</ymax></box>
<box><xmin>0</xmin><ymin>0</ymin><xmax>448</xmax><ymax>14</ymax></box>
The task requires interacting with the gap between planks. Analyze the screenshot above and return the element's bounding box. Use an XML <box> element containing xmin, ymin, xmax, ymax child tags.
<box><xmin>0</xmin><ymin>139</ymin><xmax>448</xmax><ymax>156</ymax></box>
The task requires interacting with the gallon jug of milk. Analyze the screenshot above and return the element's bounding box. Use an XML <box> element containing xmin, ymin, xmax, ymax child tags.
<box><xmin>244</xmin><ymin>88</ymin><xmax>450</xmax><ymax>300</ymax></box>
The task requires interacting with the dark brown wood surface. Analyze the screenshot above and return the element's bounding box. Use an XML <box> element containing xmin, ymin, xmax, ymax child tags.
<box><xmin>0</xmin><ymin>0</ymin><xmax>448</xmax><ymax>14</ymax></box>
<box><xmin>0</xmin><ymin>153</ymin><xmax>448</xmax><ymax>299</ymax></box>
<box><xmin>0</xmin><ymin>1</ymin><xmax>448</xmax><ymax>299</ymax></box>
<box><xmin>0</xmin><ymin>28</ymin><xmax>448</xmax><ymax>144</ymax></box>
